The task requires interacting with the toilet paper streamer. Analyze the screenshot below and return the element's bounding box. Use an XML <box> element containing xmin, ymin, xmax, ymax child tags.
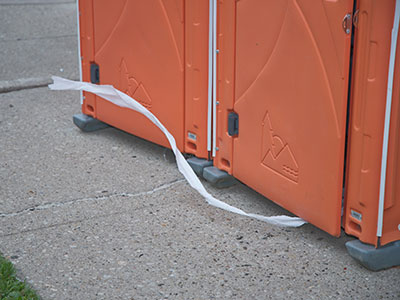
<box><xmin>49</xmin><ymin>76</ymin><xmax>306</xmax><ymax>227</ymax></box>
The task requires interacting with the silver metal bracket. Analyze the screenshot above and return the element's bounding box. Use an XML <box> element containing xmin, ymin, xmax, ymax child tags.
<box><xmin>342</xmin><ymin>13</ymin><xmax>352</xmax><ymax>34</ymax></box>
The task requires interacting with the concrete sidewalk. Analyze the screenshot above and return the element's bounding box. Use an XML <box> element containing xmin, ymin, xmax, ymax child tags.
<box><xmin>0</xmin><ymin>1</ymin><xmax>399</xmax><ymax>299</ymax></box>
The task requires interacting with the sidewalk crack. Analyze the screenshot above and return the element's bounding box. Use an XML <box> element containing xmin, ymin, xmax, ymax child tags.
<box><xmin>0</xmin><ymin>178</ymin><xmax>186</xmax><ymax>218</ymax></box>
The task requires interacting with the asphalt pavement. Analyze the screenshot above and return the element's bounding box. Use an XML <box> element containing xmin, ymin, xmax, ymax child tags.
<box><xmin>0</xmin><ymin>1</ymin><xmax>399</xmax><ymax>299</ymax></box>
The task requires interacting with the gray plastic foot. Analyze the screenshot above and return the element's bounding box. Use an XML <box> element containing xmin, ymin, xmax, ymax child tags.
<box><xmin>203</xmin><ymin>166</ymin><xmax>236</xmax><ymax>188</ymax></box>
<box><xmin>73</xmin><ymin>113</ymin><xmax>109</xmax><ymax>132</ymax></box>
<box><xmin>346</xmin><ymin>239</ymin><xmax>400</xmax><ymax>271</ymax></box>
<box><xmin>187</xmin><ymin>157</ymin><xmax>213</xmax><ymax>177</ymax></box>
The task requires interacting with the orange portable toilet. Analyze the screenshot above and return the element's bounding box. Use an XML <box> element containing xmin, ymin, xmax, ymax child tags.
<box><xmin>209</xmin><ymin>0</ymin><xmax>399</xmax><ymax>270</ymax></box>
<box><xmin>75</xmin><ymin>0</ymin><xmax>211</xmax><ymax>159</ymax></box>
<box><xmin>74</xmin><ymin>0</ymin><xmax>400</xmax><ymax>270</ymax></box>
<box><xmin>344</xmin><ymin>0</ymin><xmax>400</xmax><ymax>270</ymax></box>
<box><xmin>213</xmin><ymin>0</ymin><xmax>354</xmax><ymax>237</ymax></box>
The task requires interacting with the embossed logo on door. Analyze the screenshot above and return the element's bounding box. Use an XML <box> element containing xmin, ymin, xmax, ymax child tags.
<box><xmin>119</xmin><ymin>59</ymin><xmax>152</xmax><ymax>109</ymax></box>
<box><xmin>261</xmin><ymin>112</ymin><xmax>299</xmax><ymax>183</ymax></box>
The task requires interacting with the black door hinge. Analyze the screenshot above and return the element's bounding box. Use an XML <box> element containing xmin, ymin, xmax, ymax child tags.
<box><xmin>228</xmin><ymin>112</ymin><xmax>239</xmax><ymax>136</ymax></box>
<box><xmin>90</xmin><ymin>63</ymin><xmax>100</xmax><ymax>84</ymax></box>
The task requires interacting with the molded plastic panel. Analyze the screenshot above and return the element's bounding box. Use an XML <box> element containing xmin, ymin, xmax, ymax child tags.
<box><xmin>219</xmin><ymin>0</ymin><xmax>353</xmax><ymax>236</ymax></box>
<box><xmin>78</xmin><ymin>0</ymin><xmax>96</xmax><ymax>118</ymax></box>
<box><xmin>78</xmin><ymin>0</ymin><xmax>209</xmax><ymax>158</ymax></box>
<box><xmin>92</xmin><ymin>0</ymin><xmax>185</xmax><ymax>150</ymax></box>
<box><xmin>214</xmin><ymin>0</ymin><xmax>236</xmax><ymax>173</ymax></box>
<box><xmin>344</xmin><ymin>0</ymin><xmax>400</xmax><ymax>247</ymax></box>
<box><xmin>185</xmin><ymin>0</ymin><xmax>211</xmax><ymax>158</ymax></box>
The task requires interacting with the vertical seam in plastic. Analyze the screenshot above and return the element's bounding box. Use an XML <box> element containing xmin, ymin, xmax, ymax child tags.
<box><xmin>377</xmin><ymin>0</ymin><xmax>400</xmax><ymax>237</ymax></box>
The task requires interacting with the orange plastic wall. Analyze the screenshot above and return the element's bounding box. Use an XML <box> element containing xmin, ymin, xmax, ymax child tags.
<box><xmin>78</xmin><ymin>0</ymin><xmax>209</xmax><ymax>158</ymax></box>
<box><xmin>214</xmin><ymin>0</ymin><xmax>236</xmax><ymax>173</ymax></box>
<box><xmin>216</xmin><ymin>0</ymin><xmax>354</xmax><ymax>237</ymax></box>
<box><xmin>344</xmin><ymin>0</ymin><xmax>400</xmax><ymax>247</ymax></box>
<box><xmin>185</xmin><ymin>0</ymin><xmax>210</xmax><ymax>158</ymax></box>
<box><xmin>79</xmin><ymin>0</ymin><xmax>96</xmax><ymax>118</ymax></box>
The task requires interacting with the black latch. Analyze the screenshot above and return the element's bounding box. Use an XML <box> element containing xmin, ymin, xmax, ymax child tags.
<box><xmin>228</xmin><ymin>112</ymin><xmax>239</xmax><ymax>136</ymax></box>
<box><xmin>90</xmin><ymin>63</ymin><xmax>100</xmax><ymax>84</ymax></box>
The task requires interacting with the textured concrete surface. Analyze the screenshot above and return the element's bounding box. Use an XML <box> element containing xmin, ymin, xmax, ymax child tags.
<box><xmin>0</xmin><ymin>88</ymin><xmax>182</xmax><ymax>215</ymax></box>
<box><xmin>0</xmin><ymin>3</ymin><xmax>75</xmax><ymax>40</ymax></box>
<box><xmin>0</xmin><ymin>1</ymin><xmax>78</xmax><ymax>81</ymax></box>
<box><xmin>0</xmin><ymin>0</ymin><xmax>73</xmax><ymax>4</ymax></box>
<box><xmin>0</xmin><ymin>1</ymin><xmax>400</xmax><ymax>300</ymax></box>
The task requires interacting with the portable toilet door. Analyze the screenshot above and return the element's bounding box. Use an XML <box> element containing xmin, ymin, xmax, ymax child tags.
<box><xmin>77</xmin><ymin>0</ymin><xmax>211</xmax><ymax>159</ymax></box>
<box><xmin>214</xmin><ymin>0</ymin><xmax>355</xmax><ymax>236</ymax></box>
